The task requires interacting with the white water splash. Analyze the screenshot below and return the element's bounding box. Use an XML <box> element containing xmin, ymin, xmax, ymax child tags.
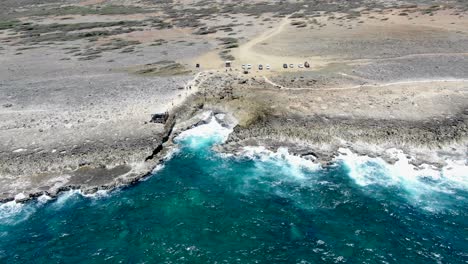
<box><xmin>176</xmin><ymin>115</ymin><xmax>234</xmax><ymax>148</ymax></box>
<box><xmin>239</xmin><ymin>146</ymin><xmax>321</xmax><ymax>179</ymax></box>
<box><xmin>81</xmin><ymin>190</ymin><xmax>110</xmax><ymax>199</ymax></box>
<box><xmin>37</xmin><ymin>194</ymin><xmax>52</xmax><ymax>204</ymax></box>
<box><xmin>0</xmin><ymin>193</ymin><xmax>58</xmax><ymax>225</ymax></box>
<box><xmin>337</xmin><ymin>148</ymin><xmax>468</xmax><ymax>210</ymax></box>
<box><xmin>228</xmin><ymin>146</ymin><xmax>324</xmax><ymax>208</ymax></box>
<box><xmin>0</xmin><ymin>189</ymin><xmax>114</xmax><ymax>225</ymax></box>
<box><xmin>52</xmin><ymin>189</ymin><xmax>111</xmax><ymax>207</ymax></box>
<box><xmin>0</xmin><ymin>201</ymin><xmax>36</xmax><ymax>226</ymax></box>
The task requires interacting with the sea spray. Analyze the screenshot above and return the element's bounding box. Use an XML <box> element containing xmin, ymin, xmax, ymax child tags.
<box><xmin>176</xmin><ymin>115</ymin><xmax>234</xmax><ymax>148</ymax></box>
<box><xmin>0</xmin><ymin>200</ymin><xmax>35</xmax><ymax>226</ymax></box>
<box><xmin>337</xmin><ymin>147</ymin><xmax>468</xmax><ymax>211</ymax></box>
<box><xmin>239</xmin><ymin>146</ymin><xmax>321</xmax><ymax>179</ymax></box>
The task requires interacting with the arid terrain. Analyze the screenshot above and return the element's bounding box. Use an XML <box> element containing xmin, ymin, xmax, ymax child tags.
<box><xmin>0</xmin><ymin>0</ymin><xmax>467</xmax><ymax>201</ymax></box>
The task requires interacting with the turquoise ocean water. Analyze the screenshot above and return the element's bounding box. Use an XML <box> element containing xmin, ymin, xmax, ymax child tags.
<box><xmin>0</xmin><ymin>118</ymin><xmax>467</xmax><ymax>263</ymax></box>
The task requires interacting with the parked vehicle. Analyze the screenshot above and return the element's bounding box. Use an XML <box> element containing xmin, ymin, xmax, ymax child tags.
<box><xmin>289</xmin><ymin>64</ymin><xmax>294</xmax><ymax>68</ymax></box>
<box><xmin>258</xmin><ymin>64</ymin><xmax>263</xmax><ymax>70</ymax></box>
<box><xmin>247</xmin><ymin>64</ymin><xmax>252</xmax><ymax>69</ymax></box>
<box><xmin>242</xmin><ymin>64</ymin><xmax>246</xmax><ymax>69</ymax></box>
<box><xmin>304</xmin><ymin>61</ymin><xmax>310</xmax><ymax>68</ymax></box>
<box><xmin>298</xmin><ymin>64</ymin><xmax>303</xmax><ymax>68</ymax></box>
<box><xmin>283</xmin><ymin>63</ymin><xmax>288</xmax><ymax>69</ymax></box>
<box><xmin>266</xmin><ymin>64</ymin><xmax>271</xmax><ymax>70</ymax></box>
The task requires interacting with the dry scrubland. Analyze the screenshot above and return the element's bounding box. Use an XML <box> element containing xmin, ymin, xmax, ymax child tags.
<box><xmin>0</xmin><ymin>0</ymin><xmax>467</xmax><ymax>201</ymax></box>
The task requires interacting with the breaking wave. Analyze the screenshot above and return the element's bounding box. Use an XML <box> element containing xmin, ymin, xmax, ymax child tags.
<box><xmin>337</xmin><ymin>148</ymin><xmax>468</xmax><ymax>211</ymax></box>
<box><xmin>0</xmin><ymin>194</ymin><xmax>52</xmax><ymax>226</ymax></box>
<box><xmin>0</xmin><ymin>190</ymin><xmax>111</xmax><ymax>226</ymax></box>
<box><xmin>176</xmin><ymin>113</ymin><xmax>233</xmax><ymax>148</ymax></box>
<box><xmin>0</xmin><ymin>200</ymin><xmax>35</xmax><ymax>226</ymax></box>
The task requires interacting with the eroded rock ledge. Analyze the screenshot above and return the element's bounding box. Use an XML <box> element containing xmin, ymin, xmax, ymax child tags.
<box><xmin>1</xmin><ymin>72</ymin><xmax>467</xmax><ymax>202</ymax></box>
<box><xmin>192</xmin><ymin>72</ymin><xmax>468</xmax><ymax>168</ymax></box>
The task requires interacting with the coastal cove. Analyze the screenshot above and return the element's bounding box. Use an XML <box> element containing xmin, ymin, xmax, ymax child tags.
<box><xmin>1</xmin><ymin>117</ymin><xmax>466</xmax><ymax>263</ymax></box>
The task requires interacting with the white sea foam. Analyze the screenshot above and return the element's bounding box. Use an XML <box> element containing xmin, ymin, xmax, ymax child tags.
<box><xmin>239</xmin><ymin>146</ymin><xmax>321</xmax><ymax>180</ymax></box>
<box><xmin>227</xmin><ymin>146</ymin><xmax>325</xmax><ymax>210</ymax></box>
<box><xmin>50</xmin><ymin>190</ymin><xmax>82</xmax><ymax>209</ymax></box>
<box><xmin>14</xmin><ymin>193</ymin><xmax>27</xmax><ymax>201</ymax></box>
<box><xmin>1</xmin><ymin>188</ymin><xmax>114</xmax><ymax>224</ymax></box>
<box><xmin>0</xmin><ymin>200</ymin><xmax>36</xmax><ymax>225</ymax></box>
<box><xmin>337</xmin><ymin>148</ymin><xmax>468</xmax><ymax>210</ymax></box>
<box><xmin>441</xmin><ymin>159</ymin><xmax>468</xmax><ymax>189</ymax></box>
<box><xmin>81</xmin><ymin>189</ymin><xmax>110</xmax><ymax>199</ymax></box>
<box><xmin>0</xmin><ymin>193</ymin><xmax>59</xmax><ymax>225</ymax></box>
<box><xmin>176</xmin><ymin>115</ymin><xmax>233</xmax><ymax>147</ymax></box>
<box><xmin>242</xmin><ymin>146</ymin><xmax>321</xmax><ymax>169</ymax></box>
<box><xmin>151</xmin><ymin>164</ymin><xmax>165</xmax><ymax>174</ymax></box>
<box><xmin>0</xmin><ymin>201</ymin><xmax>24</xmax><ymax>220</ymax></box>
<box><xmin>50</xmin><ymin>189</ymin><xmax>112</xmax><ymax>210</ymax></box>
<box><xmin>37</xmin><ymin>194</ymin><xmax>52</xmax><ymax>204</ymax></box>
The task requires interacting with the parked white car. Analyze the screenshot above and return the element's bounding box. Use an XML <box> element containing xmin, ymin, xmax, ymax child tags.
<box><xmin>247</xmin><ymin>64</ymin><xmax>252</xmax><ymax>69</ymax></box>
<box><xmin>266</xmin><ymin>64</ymin><xmax>271</xmax><ymax>70</ymax></box>
<box><xmin>298</xmin><ymin>64</ymin><xmax>303</xmax><ymax>68</ymax></box>
<box><xmin>242</xmin><ymin>64</ymin><xmax>246</xmax><ymax>69</ymax></box>
<box><xmin>289</xmin><ymin>64</ymin><xmax>294</xmax><ymax>68</ymax></box>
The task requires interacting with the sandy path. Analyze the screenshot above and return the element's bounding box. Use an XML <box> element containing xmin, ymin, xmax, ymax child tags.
<box><xmin>232</xmin><ymin>11</ymin><xmax>468</xmax><ymax>74</ymax></box>
<box><xmin>237</xmin><ymin>15</ymin><xmax>290</xmax><ymax>59</ymax></box>
<box><xmin>263</xmin><ymin>76</ymin><xmax>468</xmax><ymax>91</ymax></box>
<box><xmin>167</xmin><ymin>70</ymin><xmax>216</xmax><ymax>111</ymax></box>
<box><xmin>232</xmin><ymin>15</ymin><xmax>320</xmax><ymax>68</ymax></box>
<box><xmin>339</xmin><ymin>53</ymin><xmax>468</xmax><ymax>66</ymax></box>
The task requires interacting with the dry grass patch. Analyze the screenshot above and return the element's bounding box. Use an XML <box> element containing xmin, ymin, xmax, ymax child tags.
<box><xmin>127</xmin><ymin>61</ymin><xmax>191</xmax><ymax>77</ymax></box>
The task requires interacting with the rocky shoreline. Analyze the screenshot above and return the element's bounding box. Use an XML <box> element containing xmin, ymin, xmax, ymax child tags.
<box><xmin>222</xmin><ymin>113</ymin><xmax>467</xmax><ymax>163</ymax></box>
<box><xmin>0</xmin><ymin>93</ymin><xmax>216</xmax><ymax>203</ymax></box>
<box><xmin>192</xmin><ymin>72</ymin><xmax>468</xmax><ymax>170</ymax></box>
<box><xmin>0</xmin><ymin>118</ymin><xmax>173</xmax><ymax>203</ymax></box>
<box><xmin>1</xmin><ymin>0</ymin><xmax>468</xmax><ymax>204</ymax></box>
<box><xmin>1</xmin><ymin>70</ymin><xmax>467</xmax><ymax>203</ymax></box>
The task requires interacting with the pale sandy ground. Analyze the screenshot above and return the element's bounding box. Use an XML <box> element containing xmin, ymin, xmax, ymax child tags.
<box><xmin>231</xmin><ymin>9</ymin><xmax>468</xmax><ymax>72</ymax></box>
<box><xmin>231</xmin><ymin>15</ymin><xmax>323</xmax><ymax>71</ymax></box>
<box><xmin>188</xmin><ymin>13</ymin><xmax>282</xmax><ymax>69</ymax></box>
<box><xmin>250</xmin><ymin>79</ymin><xmax>468</xmax><ymax>121</ymax></box>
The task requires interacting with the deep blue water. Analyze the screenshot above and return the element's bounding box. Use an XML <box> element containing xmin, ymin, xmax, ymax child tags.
<box><xmin>0</xmin><ymin>120</ymin><xmax>467</xmax><ymax>263</ymax></box>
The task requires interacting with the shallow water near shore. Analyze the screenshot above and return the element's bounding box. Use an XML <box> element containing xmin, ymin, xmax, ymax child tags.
<box><xmin>0</xmin><ymin>119</ymin><xmax>467</xmax><ymax>263</ymax></box>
